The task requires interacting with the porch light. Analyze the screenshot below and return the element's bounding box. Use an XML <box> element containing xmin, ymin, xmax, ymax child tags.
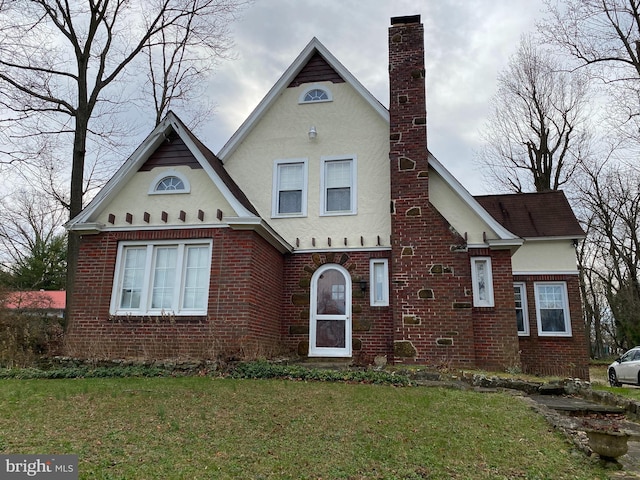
<box><xmin>308</xmin><ymin>126</ymin><xmax>317</xmax><ymax>139</ymax></box>
<box><xmin>359</xmin><ymin>280</ymin><xmax>368</xmax><ymax>293</ymax></box>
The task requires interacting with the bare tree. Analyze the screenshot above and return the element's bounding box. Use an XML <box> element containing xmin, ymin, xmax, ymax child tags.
<box><xmin>143</xmin><ymin>1</ymin><xmax>234</xmax><ymax>126</ymax></box>
<box><xmin>479</xmin><ymin>36</ymin><xmax>591</xmax><ymax>193</ymax></box>
<box><xmin>0</xmin><ymin>0</ymin><xmax>247</xmax><ymax>306</ymax></box>
<box><xmin>541</xmin><ymin>0</ymin><xmax>640</xmax><ymax>147</ymax></box>
<box><xmin>576</xmin><ymin>159</ymin><xmax>640</xmax><ymax>350</ymax></box>
<box><xmin>0</xmin><ymin>190</ymin><xmax>67</xmax><ymax>290</ymax></box>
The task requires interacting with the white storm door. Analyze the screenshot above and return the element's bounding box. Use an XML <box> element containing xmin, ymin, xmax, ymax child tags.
<box><xmin>309</xmin><ymin>264</ymin><xmax>352</xmax><ymax>357</ymax></box>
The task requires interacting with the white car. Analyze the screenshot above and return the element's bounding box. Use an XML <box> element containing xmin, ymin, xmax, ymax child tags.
<box><xmin>608</xmin><ymin>347</ymin><xmax>640</xmax><ymax>387</ymax></box>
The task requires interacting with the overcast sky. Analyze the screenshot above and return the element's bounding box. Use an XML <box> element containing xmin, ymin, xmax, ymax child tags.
<box><xmin>196</xmin><ymin>0</ymin><xmax>546</xmax><ymax>195</ymax></box>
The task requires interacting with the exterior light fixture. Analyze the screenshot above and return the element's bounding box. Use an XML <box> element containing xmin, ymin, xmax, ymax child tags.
<box><xmin>308</xmin><ymin>126</ymin><xmax>317</xmax><ymax>139</ymax></box>
<box><xmin>359</xmin><ymin>280</ymin><xmax>368</xmax><ymax>293</ymax></box>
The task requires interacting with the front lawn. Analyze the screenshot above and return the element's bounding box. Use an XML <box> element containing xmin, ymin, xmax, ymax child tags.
<box><xmin>0</xmin><ymin>377</ymin><xmax>606</xmax><ymax>479</ymax></box>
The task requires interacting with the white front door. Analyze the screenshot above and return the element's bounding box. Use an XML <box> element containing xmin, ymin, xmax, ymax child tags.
<box><xmin>309</xmin><ymin>264</ymin><xmax>352</xmax><ymax>357</ymax></box>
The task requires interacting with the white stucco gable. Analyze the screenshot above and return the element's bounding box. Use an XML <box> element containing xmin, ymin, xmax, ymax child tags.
<box><xmin>66</xmin><ymin>112</ymin><xmax>292</xmax><ymax>253</ymax></box>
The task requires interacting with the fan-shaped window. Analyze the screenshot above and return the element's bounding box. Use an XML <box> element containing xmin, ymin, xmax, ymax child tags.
<box><xmin>304</xmin><ymin>89</ymin><xmax>328</xmax><ymax>102</ymax></box>
<box><xmin>299</xmin><ymin>85</ymin><xmax>333</xmax><ymax>104</ymax></box>
<box><xmin>148</xmin><ymin>170</ymin><xmax>191</xmax><ymax>195</ymax></box>
<box><xmin>156</xmin><ymin>176</ymin><xmax>185</xmax><ymax>191</ymax></box>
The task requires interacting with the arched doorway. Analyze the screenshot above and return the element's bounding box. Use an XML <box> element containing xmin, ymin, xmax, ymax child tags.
<box><xmin>309</xmin><ymin>264</ymin><xmax>352</xmax><ymax>357</ymax></box>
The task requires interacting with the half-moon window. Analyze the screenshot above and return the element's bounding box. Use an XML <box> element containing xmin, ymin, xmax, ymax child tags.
<box><xmin>299</xmin><ymin>85</ymin><xmax>333</xmax><ymax>104</ymax></box>
<box><xmin>156</xmin><ymin>176</ymin><xmax>185</xmax><ymax>191</ymax></box>
<box><xmin>148</xmin><ymin>170</ymin><xmax>191</xmax><ymax>195</ymax></box>
<box><xmin>304</xmin><ymin>89</ymin><xmax>329</xmax><ymax>102</ymax></box>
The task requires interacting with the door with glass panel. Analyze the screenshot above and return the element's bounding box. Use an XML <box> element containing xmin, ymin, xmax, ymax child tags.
<box><xmin>309</xmin><ymin>264</ymin><xmax>352</xmax><ymax>357</ymax></box>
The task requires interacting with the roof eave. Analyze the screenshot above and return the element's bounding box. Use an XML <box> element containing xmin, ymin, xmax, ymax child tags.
<box><xmin>225</xmin><ymin>216</ymin><xmax>294</xmax><ymax>254</ymax></box>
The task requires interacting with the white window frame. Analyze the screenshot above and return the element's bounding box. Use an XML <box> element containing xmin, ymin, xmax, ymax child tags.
<box><xmin>110</xmin><ymin>239</ymin><xmax>212</xmax><ymax>316</ymax></box>
<box><xmin>298</xmin><ymin>84</ymin><xmax>333</xmax><ymax>104</ymax></box>
<box><xmin>370</xmin><ymin>259</ymin><xmax>389</xmax><ymax>307</ymax></box>
<box><xmin>272</xmin><ymin>158</ymin><xmax>308</xmax><ymax>218</ymax></box>
<box><xmin>534</xmin><ymin>281</ymin><xmax>572</xmax><ymax>337</ymax></box>
<box><xmin>148</xmin><ymin>170</ymin><xmax>191</xmax><ymax>195</ymax></box>
<box><xmin>320</xmin><ymin>155</ymin><xmax>357</xmax><ymax>216</ymax></box>
<box><xmin>470</xmin><ymin>257</ymin><xmax>494</xmax><ymax>307</ymax></box>
<box><xmin>514</xmin><ymin>282</ymin><xmax>529</xmax><ymax>336</ymax></box>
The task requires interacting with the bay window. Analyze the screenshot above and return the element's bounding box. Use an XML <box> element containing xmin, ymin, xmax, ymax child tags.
<box><xmin>110</xmin><ymin>240</ymin><xmax>212</xmax><ymax>316</ymax></box>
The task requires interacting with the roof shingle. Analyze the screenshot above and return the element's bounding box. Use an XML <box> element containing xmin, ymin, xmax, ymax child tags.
<box><xmin>474</xmin><ymin>191</ymin><xmax>585</xmax><ymax>238</ymax></box>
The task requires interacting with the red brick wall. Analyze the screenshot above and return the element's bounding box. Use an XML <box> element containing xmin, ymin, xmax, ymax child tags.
<box><xmin>514</xmin><ymin>274</ymin><xmax>589</xmax><ymax>379</ymax></box>
<box><xmin>65</xmin><ymin>228</ymin><xmax>283</xmax><ymax>360</ymax></box>
<box><xmin>470</xmin><ymin>249</ymin><xmax>521</xmax><ymax>371</ymax></box>
<box><xmin>281</xmin><ymin>251</ymin><xmax>394</xmax><ymax>364</ymax></box>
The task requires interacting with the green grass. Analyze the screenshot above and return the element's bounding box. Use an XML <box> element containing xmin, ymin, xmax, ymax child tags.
<box><xmin>0</xmin><ymin>377</ymin><xmax>606</xmax><ymax>479</ymax></box>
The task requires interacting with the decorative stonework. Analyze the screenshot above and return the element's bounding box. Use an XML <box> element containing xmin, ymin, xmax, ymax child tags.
<box><xmin>394</xmin><ymin>340</ymin><xmax>417</xmax><ymax>358</ymax></box>
<box><xmin>453</xmin><ymin>302</ymin><xmax>472</xmax><ymax>309</ymax></box>
<box><xmin>401</xmin><ymin>246</ymin><xmax>414</xmax><ymax>257</ymax></box>
<box><xmin>436</xmin><ymin>338</ymin><xmax>454</xmax><ymax>346</ymax></box>
<box><xmin>403</xmin><ymin>315</ymin><xmax>420</xmax><ymax>325</ymax></box>
<box><xmin>353</xmin><ymin>317</ymin><xmax>372</xmax><ymax>332</ymax></box>
<box><xmin>291</xmin><ymin>293</ymin><xmax>309</xmax><ymax>306</ymax></box>
<box><xmin>353</xmin><ymin>338</ymin><xmax>362</xmax><ymax>351</ymax></box>
<box><xmin>399</xmin><ymin>157</ymin><xmax>416</xmax><ymax>171</ymax></box>
<box><xmin>418</xmin><ymin>289</ymin><xmax>434</xmax><ymax>300</ymax></box>
<box><xmin>297</xmin><ymin>341</ymin><xmax>309</xmax><ymax>356</ymax></box>
<box><xmin>405</xmin><ymin>207</ymin><xmax>421</xmax><ymax>217</ymax></box>
<box><xmin>429</xmin><ymin>264</ymin><xmax>454</xmax><ymax>275</ymax></box>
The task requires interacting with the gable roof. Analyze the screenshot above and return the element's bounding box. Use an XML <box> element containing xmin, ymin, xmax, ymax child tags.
<box><xmin>475</xmin><ymin>191</ymin><xmax>585</xmax><ymax>239</ymax></box>
<box><xmin>67</xmin><ymin>111</ymin><xmax>260</xmax><ymax>231</ymax></box>
<box><xmin>218</xmin><ymin>37</ymin><xmax>388</xmax><ymax>161</ymax></box>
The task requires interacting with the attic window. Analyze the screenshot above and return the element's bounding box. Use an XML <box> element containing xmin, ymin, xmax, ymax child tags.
<box><xmin>299</xmin><ymin>85</ymin><xmax>332</xmax><ymax>104</ymax></box>
<box><xmin>157</xmin><ymin>176</ymin><xmax>184</xmax><ymax>191</ymax></box>
<box><xmin>149</xmin><ymin>171</ymin><xmax>191</xmax><ymax>195</ymax></box>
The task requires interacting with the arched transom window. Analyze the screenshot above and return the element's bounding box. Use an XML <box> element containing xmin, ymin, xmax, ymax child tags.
<box><xmin>299</xmin><ymin>85</ymin><xmax>333</xmax><ymax>104</ymax></box>
<box><xmin>156</xmin><ymin>176</ymin><xmax>185</xmax><ymax>191</ymax></box>
<box><xmin>148</xmin><ymin>171</ymin><xmax>191</xmax><ymax>195</ymax></box>
<box><xmin>304</xmin><ymin>89</ymin><xmax>329</xmax><ymax>102</ymax></box>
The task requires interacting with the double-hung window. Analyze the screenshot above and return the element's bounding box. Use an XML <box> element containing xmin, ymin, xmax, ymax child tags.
<box><xmin>470</xmin><ymin>257</ymin><xmax>494</xmax><ymax>307</ymax></box>
<box><xmin>321</xmin><ymin>156</ymin><xmax>357</xmax><ymax>215</ymax></box>
<box><xmin>272</xmin><ymin>159</ymin><xmax>307</xmax><ymax>217</ymax></box>
<box><xmin>110</xmin><ymin>240</ymin><xmax>212</xmax><ymax>316</ymax></box>
<box><xmin>514</xmin><ymin>282</ymin><xmax>529</xmax><ymax>336</ymax></box>
<box><xmin>370</xmin><ymin>259</ymin><xmax>389</xmax><ymax>307</ymax></box>
<box><xmin>534</xmin><ymin>282</ymin><xmax>572</xmax><ymax>336</ymax></box>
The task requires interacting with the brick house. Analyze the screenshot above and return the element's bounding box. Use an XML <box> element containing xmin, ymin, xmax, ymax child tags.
<box><xmin>66</xmin><ymin>15</ymin><xmax>589</xmax><ymax>378</ymax></box>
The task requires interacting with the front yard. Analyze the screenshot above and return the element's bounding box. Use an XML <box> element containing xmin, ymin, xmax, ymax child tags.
<box><xmin>0</xmin><ymin>376</ymin><xmax>607</xmax><ymax>479</ymax></box>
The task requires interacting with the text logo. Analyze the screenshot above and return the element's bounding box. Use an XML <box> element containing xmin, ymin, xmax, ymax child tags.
<box><xmin>1</xmin><ymin>455</ymin><xmax>78</xmax><ymax>479</ymax></box>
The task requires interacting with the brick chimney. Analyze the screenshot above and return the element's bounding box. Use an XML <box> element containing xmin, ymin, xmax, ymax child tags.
<box><xmin>388</xmin><ymin>15</ymin><xmax>436</xmax><ymax>362</ymax></box>
<box><xmin>389</xmin><ymin>14</ymin><xmax>427</xmax><ymax>196</ymax></box>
